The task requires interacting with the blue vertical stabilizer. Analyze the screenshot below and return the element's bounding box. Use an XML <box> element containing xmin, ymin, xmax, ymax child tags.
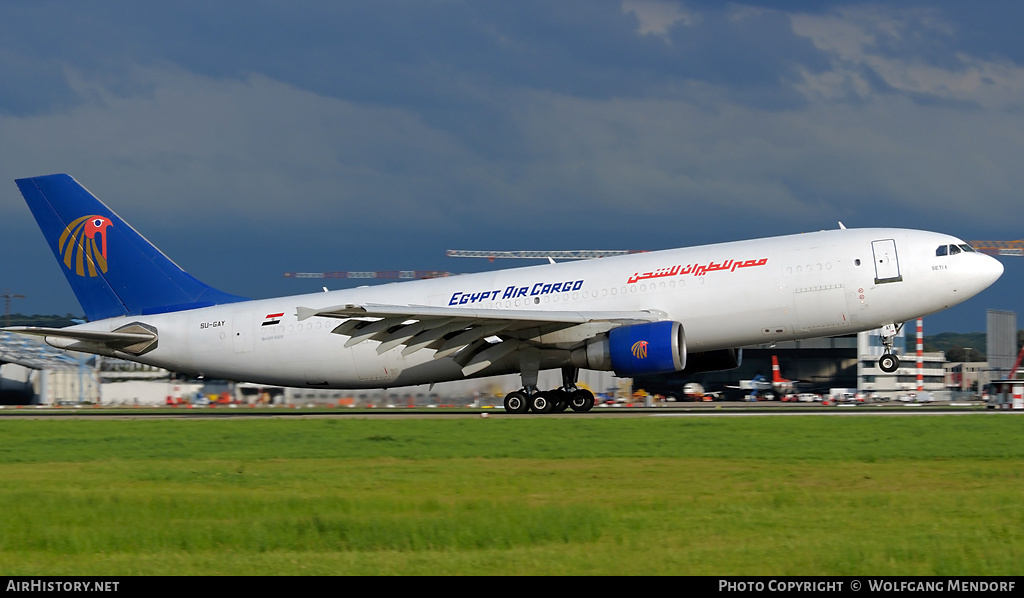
<box><xmin>15</xmin><ymin>174</ymin><xmax>249</xmax><ymax>321</ymax></box>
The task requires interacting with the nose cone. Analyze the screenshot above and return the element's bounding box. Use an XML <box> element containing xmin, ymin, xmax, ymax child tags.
<box><xmin>964</xmin><ymin>253</ymin><xmax>1004</xmax><ymax>299</ymax></box>
<box><xmin>980</xmin><ymin>253</ymin><xmax>1004</xmax><ymax>288</ymax></box>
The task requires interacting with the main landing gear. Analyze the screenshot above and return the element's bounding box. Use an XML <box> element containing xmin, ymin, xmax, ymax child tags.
<box><xmin>503</xmin><ymin>366</ymin><xmax>595</xmax><ymax>414</ymax></box>
<box><xmin>878</xmin><ymin>323</ymin><xmax>902</xmax><ymax>374</ymax></box>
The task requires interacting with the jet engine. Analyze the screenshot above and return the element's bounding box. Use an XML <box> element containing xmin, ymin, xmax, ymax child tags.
<box><xmin>680</xmin><ymin>348</ymin><xmax>742</xmax><ymax>375</ymax></box>
<box><xmin>572</xmin><ymin>321</ymin><xmax>686</xmax><ymax>377</ymax></box>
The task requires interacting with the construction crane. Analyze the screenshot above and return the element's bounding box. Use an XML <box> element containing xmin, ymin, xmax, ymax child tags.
<box><xmin>1007</xmin><ymin>339</ymin><xmax>1024</xmax><ymax>381</ymax></box>
<box><xmin>286</xmin><ymin>249</ymin><xmax>646</xmax><ymax>279</ymax></box>
<box><xmin>284</xmin><ymin>270</ymin><xmax>453</xmax><ymax>280</ymax></box>
<box><xmin>445</xmin><ymin>249</ymin><xmax>646</xmax><ymax>261</ymax></box>
<box><xmin>969</xmin><ymin>240</ymin><xmax>1024</xmax><ymax>257</ymax></box>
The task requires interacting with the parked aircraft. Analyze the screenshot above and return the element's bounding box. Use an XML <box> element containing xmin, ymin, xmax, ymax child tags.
<box><xmin>6</xmin><ymin>174</ymin><xmax>1004</xmax><ymax>414</ymax></box>
<box><xmin>727</xmin><ymin>356</ymin><xmax>794</xmax><ymax>398</ymax></box>
<box><xmin>771</xmin><ymin>355</ymin><xmax>795</xmax><ymax>392</ymax></box>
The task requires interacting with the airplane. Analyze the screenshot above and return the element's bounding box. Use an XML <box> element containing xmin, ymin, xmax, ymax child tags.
<box><xmin>726</xmin><ymin>356</ymin><xmax>793</xmax><ymax>398</ymax></box>
<box><xmin>5</xmin><ymin>174</ymin><xmax>1004</xmax><ymax>414</ymax></box>
<box><xmin>771</xmin><ymin>355</ymin><xmax>794</xmax><ymax>393</ymax></box>
<box><xmin>727</xmin><ymin>374</ymin><xmax>775</xmax><ymax>401</ymax></box>
<box><xmin>726</xmin><ymin>374</ymin><xmax>768</xmax><ymax>392</ymax></box>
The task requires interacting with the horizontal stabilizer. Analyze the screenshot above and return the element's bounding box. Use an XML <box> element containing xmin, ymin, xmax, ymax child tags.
<box><xmin>4</xmin><ymin>323</ymin><xmax>158</xmax><ymax>356</ymax></box>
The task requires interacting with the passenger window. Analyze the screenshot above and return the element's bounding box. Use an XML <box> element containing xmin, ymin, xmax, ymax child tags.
<box><xmin>949</xmin><ymin>244</ymin><xmax>961</xmax><ymax>255</ymax></box>
<box><xmin>936</xmin><ymin>245</ymin><xmax>948</xmax><ymax>256</ymax></box>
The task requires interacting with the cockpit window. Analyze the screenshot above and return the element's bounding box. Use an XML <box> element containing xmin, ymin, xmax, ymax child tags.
<box><xmin>937</xmin><ymin>244</ymin><xmax>976</xmax><ymax>257</ymax></box>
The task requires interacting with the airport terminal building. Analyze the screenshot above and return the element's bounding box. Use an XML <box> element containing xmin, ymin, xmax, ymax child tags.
<box><xmin>0</xmin><ymin>331</ymin><xmax>100</xmax><ymax>405</ymax></box>
<box><xmin>636</xmin><ymin>312</ymin><xmax>1014</xmax><ymax>402</ymax></box>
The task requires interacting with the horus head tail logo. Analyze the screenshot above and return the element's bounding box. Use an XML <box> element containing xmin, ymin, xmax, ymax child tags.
<box><xmin>631</xmin><ymin>340</ymin><xmax>649</xmax><ymax>359</ymax></box>
<box><xmin>58</xmin><ymin>215</ymin><xmax>112</xmax><ymax>277</ymax></box>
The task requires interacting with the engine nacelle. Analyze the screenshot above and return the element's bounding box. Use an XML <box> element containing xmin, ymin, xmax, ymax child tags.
<box><xmin>573</xmin><ymin>321</ymin><xmax>686</xmax><ymax>377</ymax></box>
<box><xmin>680</xmin><ymin>348</ymin><xmax>742</xmax><ymax>375</ymax></box>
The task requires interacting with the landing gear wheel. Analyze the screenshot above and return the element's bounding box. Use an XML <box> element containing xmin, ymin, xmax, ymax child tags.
<box><xmin>504</xmin><ymin>391</ymin><xmax>529</xmax><ymax>414</ymax></box>
<box><xmin>549</xmin><ymin>389</ymin><xmax>570</xmax><ymax>413</ymax></box>
<box><xmin>530</xmin><ymin>391</ymin><xmax>555</xmax><ymax>414</ymax></box>
<box><xmin>569</xmin><ymin>389</ymin><xmax>595</xmax><ymax>412</ymax></box>
<box><xmin>879</xmin><ymin>353</ymin><xmax>900</xmax><ymax>373</ymax></box>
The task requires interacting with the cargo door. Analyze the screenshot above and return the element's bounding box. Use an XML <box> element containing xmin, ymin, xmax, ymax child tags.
<box><xmin>792</xmin><ymin>285</ymin><xmax>851</xmax><ymax>332</ymax></box>
<box><xmin>871</xmin><ymin>239</ymin><xmax>903</xmax><ymax>284</ymax></box>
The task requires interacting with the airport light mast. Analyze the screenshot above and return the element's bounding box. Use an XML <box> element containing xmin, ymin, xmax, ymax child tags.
<box><xmin>2</xmin><ymin>291</ymin><xmax>25</xmax><ymax>327</ymax></box>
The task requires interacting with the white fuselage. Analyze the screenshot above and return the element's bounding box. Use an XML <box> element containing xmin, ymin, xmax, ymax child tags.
<box><xmin>60</xmin><ymin>227</ymin><xmax>1003</xmax><ymax>389</ymax></box>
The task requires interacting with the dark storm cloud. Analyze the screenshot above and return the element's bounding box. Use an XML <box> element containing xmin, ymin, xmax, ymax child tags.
<box><xmin>0</xmin><ymin>1</ymin><xmax>1021</xmax><ymax>331</ymax></box>
<box><xmin>0</xmin><ymin>3</ymin><xmax>827</xmax><ymax>113</ymax></box>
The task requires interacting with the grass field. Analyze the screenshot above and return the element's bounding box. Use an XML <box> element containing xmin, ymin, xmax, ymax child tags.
<box><xmin>0</xmin><ymin>414</ymin><xmax>1021</xmax><ymax>575</ymax></box>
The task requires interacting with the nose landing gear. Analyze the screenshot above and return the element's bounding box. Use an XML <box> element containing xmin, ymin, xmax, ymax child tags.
<box><xmin>879</xmin><ymin>352</ymin><xmax>900</xmax><ymax>373</ymax></box>
<box><xmin>878</xmin><ymin>323</ymin><xmax>903</xmax><ymax>373</ymax></box>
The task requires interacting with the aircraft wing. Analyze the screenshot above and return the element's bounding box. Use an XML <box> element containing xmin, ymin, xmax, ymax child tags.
<box><xmin>296</xmin><ymin>303</ymin><xmax>666</xmax><ymax>376</ymax></box>
<box><xmin>297</xmin><ymin>303</ymin><xmax>663</xmax><ymax>325</ymax></box>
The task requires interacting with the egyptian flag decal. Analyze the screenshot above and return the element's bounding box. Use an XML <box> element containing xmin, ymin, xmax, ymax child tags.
<box><xmin>262</xmin><ymin>312</ymin><xmax>284</xmax><ymax>326</ymax></box>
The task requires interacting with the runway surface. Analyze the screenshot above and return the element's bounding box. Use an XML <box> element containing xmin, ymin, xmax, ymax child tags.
<box><xmin>0</xmin><ymin>402</ymin><xmax>1017</xmax><ymax>419</ymax></box>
